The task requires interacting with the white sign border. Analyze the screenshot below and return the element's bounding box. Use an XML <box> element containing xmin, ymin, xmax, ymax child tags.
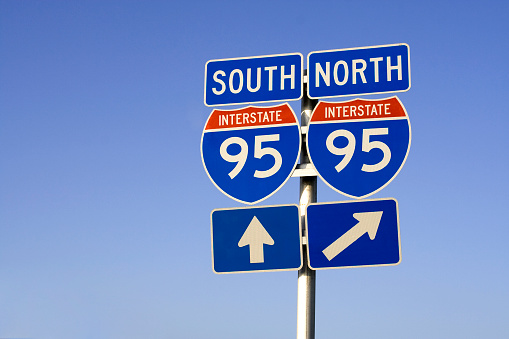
<box><xmin>200</xmin><ymin>102</ymin><xmax>302</xmax><ymax>205</ymax></box>
<box><xmin>210</xmin><ymin>204</ymin><xmax>303</xmax><ymax>274</ymax></box>
<box><xmin>307</xmin><ymin>43</ymin><xmax>411</xmax><ymax>99</ymax></box>
<box><xmin>306</xmin><ymin>96</ymin><xmax>412</xmax><ymax>200</ymax></box>
<box><xmin>305</xmin><ymin>197</ymin><xmax>401</xmax><ymax>271</ymax></box>
<box><xmin>204</xmin><ymin>52</ymin><xmax>304</xmax><ymax>107</ymax></box>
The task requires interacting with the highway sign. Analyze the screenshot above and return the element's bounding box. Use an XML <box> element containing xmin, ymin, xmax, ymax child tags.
<box><xmin>211</xmin><ymin>204</ymin><xmax>302</xmax><ymax>274</ymax></box>
<box><xmin>307</xmin><ymin>43</ymin><xmax>410</xmax><ymax>99</ymax></box>
<box><xmin>306</xmin><ymin>198</ymin><xmax>401</xmax><ymax>270</ymax></box>
<box><xmin>306</xmin><ymin>96</ymin><xmax>411</xmax><ymax>199</ymax></box>
<box><xmin>204</xmin><ymin>53</ymin><xmax>303</xmax><ymax>106</ymax></box>
<box><xmin>201</xmin><ymin>103</ymin><xmax>301</xmax><ymax>205</ymax></box>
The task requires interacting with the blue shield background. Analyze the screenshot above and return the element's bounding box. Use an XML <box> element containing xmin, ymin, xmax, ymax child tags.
<box><xmin>202</xmin><ymin>124</ymin><xmax>300</xmax><ymax>204</ymax></box>
<box><xmin>307</xmin><ymin>118</ymin><xmax>410</xmax><ymax>198</ymax></box>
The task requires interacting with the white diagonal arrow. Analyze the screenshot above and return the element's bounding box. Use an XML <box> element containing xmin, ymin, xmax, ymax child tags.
<box><xmin>322</xmin><ymin>211</ymin><xmax>383</xmax><ymax>261</ymax></box>
<box><xmin>238</xmin><ymin>216</ymin><xmax>274</xmax><ymax>263</ymax></box>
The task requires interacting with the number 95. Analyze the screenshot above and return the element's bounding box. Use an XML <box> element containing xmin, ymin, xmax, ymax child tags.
<box><xmin>220</xmin><ymin>134</ymin><xmax>282</xmax><ymax>179</ymax></box>
<box><xmin>326</xmin><ymin>128</ymin><xmax>391</xmax><ymax>173</ymax></box>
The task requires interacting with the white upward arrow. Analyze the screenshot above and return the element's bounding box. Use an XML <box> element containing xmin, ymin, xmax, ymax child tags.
<box><xmin>238</xmin><ymin>216</ymin><xmax>275</xmax><ymax>264</ymax></box>
<box><xmin>322</xmin><ymin>211</ymin><xmax>383</xmax><ymax>261</ymax></box>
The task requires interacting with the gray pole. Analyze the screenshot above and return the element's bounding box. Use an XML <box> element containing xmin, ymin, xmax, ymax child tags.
<box><xmin>297</xmin><ymin>71</ymin><xmax>318</xmax><ymax>339</ymax></box>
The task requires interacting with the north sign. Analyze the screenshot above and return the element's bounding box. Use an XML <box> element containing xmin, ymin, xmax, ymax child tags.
<box><xmin>201</xmin><ymin>103</ymin><xmax>301</xmax><ymax>204</ymax></box>
<box><xmin>204</xmin><ymin>53</ymin><xmax>303</xmax><ymax>106</ymax></box>
<box><xmin>307</xmin><ymin>43</ymin><xmax>410</xmax><ymax>99</ymax></box>
<box><xmin>306</xmin><ymin>198</ymin><xmax>401</xmax><ymax>270</ymax></box>
<box><xmin>211</xmin><ymin>204</ymin><xmax>302</xmax><ymax>274</ymax></box>
<box><xmin>306</xmin><ymin>96</ymin><xmax>411</xmax><ymax>199</ymax></box>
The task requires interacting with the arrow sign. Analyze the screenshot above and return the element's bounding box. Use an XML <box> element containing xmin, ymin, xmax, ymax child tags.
<box><xmin>238</xmin><ymin>216</ymin><xmax>275</xmax><ymax>263</ymax></box>
<box><xmin>306</xmin><ymin>198</ymin><xmax>401</xmax><ymax>270</ymax></box>
<box><xmin>322</xmin><ymin>211</ymin><xmax>383</xmax><ymax>261</ymax></box>
<box><xmin>211</xmin><ymin>204</ymin><xmax>302</xmax><ymax>274</ymax></box>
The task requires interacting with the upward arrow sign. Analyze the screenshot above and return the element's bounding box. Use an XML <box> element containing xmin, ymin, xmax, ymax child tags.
<box><xmin>238</xmin><ymin>216</ymin><xmax>275</xmax><ymax>263</ymax></box>
<box><xmin>322</xmin><ymin>211</ymin><xmax>383</xmax><ymax>261</ymax></box>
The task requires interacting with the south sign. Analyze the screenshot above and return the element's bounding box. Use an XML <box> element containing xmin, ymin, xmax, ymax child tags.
<box><xmin>204</xmin><ymin>53</ymin><xmax>303</xmax><ymax>106</ymax></box>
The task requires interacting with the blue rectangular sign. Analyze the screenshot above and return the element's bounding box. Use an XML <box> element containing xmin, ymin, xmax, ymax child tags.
<box><xmin>204</xmin><ymin>53</ymin><xmax>303</xmax><ymax>106</ymax></box>
<box><xmin>211</xmin><ymin>204</ymin><xmax>302</xmax><ymax>274</ymax></box>
<box><xmin>307</xmin><ymin>44</ymin><xmax>410</xmax><ymax>99</ymax></box>
<box><xmin>306</xmin><ymin>198</ymin><xmax>401</xmax><ymax>270</ymax></box>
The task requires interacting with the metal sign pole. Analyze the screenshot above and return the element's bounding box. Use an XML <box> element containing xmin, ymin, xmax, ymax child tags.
<box><xmin>297</xmin><ymin>71</ymin><xmax>318</xmax><ymax>339</ymax></box>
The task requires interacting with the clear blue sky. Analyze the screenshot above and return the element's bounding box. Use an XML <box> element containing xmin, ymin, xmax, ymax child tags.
<box><xmin>1</xmin><ymin>1</ymin><xmax>508</xmax><ymax>338</ymax></box>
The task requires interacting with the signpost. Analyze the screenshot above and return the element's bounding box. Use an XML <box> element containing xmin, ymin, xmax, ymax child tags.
<box><xmin>201</xmin><ymin>103</ymin><xmax>301</xmax><ymax>205</ymax></box>
<box><xmin>306</xmin><ymin>96</ymin><xmax>411</xmax><ymax>199</ymax></box>
<box><xmin>211</xmin><ymin>204</ymin><xmax>302</xmax><ymax>274</ymax></box>
<box><xmin>307</xmin><ymin>43</ymin><xmax>410</xmax><ymax>99</ymax></box>
<box><xmin>202</xmin><ymin>44</ymin><xmax>412</xmax><ymax>339</ymax></box>
<box><xmin>306</xmin><ymin>198</ymin><xmax>401</xmax><ymax>270</ymax></box>
<box><xmin>205</xmin><ymin>53</ymin><xmax>303</xmax><ymax>106</ymax></box>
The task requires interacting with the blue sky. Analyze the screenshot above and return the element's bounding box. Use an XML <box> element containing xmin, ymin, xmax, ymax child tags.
<box><xmin>1</xmin><ymin>1</ymin><xmax>508</xmax><ymax>338</ymax></box>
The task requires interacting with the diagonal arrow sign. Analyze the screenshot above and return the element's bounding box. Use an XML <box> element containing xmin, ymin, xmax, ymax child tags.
<box><xmin>322</xmin><ymin>211</ymin><xmax>383</xmax><ymax>261</ymax></box>
<box><xmin>238</xmin><ymin>216</ymin><xmax>275</xmax><ymax>263</ymax></box>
